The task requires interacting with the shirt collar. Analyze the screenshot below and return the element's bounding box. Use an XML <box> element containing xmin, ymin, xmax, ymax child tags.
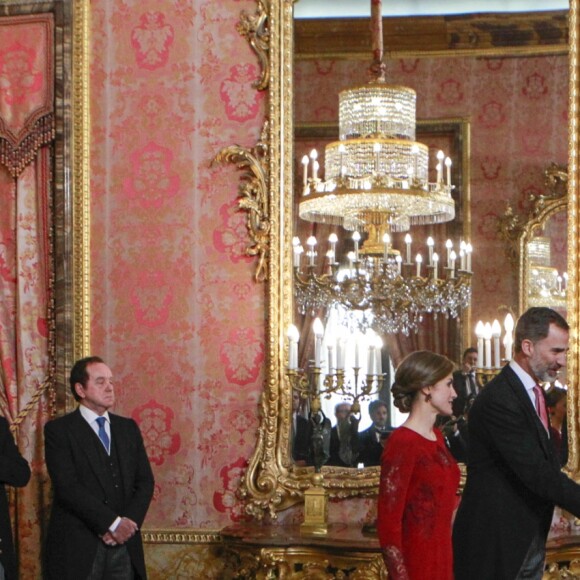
<box><xmin>79</xmin><ymin>404</ymin><xmax>110</xmax><ymax>425</ymax></box>
<box><xmin>509</xmin><ymin>359</ymin><xmax>537</xmax><ymax>393</ymax></box>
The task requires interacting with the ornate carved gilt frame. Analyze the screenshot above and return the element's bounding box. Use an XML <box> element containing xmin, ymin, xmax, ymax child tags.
<box><xmin>221</xmin><ymin>0</ymin><xmax>580</xmax><ymax>517</ymax></box>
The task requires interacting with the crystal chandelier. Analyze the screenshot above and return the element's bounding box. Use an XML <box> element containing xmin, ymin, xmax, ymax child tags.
<box><xmin>293</xmin><ymin>0</ymin><xmax>472</xmax><ymax>335</ymax></box>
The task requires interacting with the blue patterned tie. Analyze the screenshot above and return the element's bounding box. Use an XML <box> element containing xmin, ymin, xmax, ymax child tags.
<box><xmin>96</xmin><ymin>416</ymin><xmax>110</xmax><ymax>454</ymax></box>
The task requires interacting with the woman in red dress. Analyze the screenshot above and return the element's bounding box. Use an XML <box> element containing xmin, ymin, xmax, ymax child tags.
<box><xmin>377</xmin><ymin>350</ymin><xmax>460</xmax><ymax>580</ymax></box>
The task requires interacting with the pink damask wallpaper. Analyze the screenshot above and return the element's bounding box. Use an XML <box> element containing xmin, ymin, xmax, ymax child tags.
<box><xmin>87</xmin><ymin>0</ymin><xmax>568</xmax><ymax>575</ymax></box>
<box><xmin>90</xmin><ymin>0</ymin><xmax>264</xmax><ymax>550</ymax></box>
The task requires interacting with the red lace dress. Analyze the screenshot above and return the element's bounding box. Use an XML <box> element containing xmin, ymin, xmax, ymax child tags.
<box><xmin>377</xmin><ymin>426</ymin><xmax>460</xmax><ymax>580</ymax></box>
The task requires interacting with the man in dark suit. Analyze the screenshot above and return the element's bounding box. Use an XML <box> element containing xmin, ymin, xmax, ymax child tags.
<box><xmin>358</xmin><ymin>400</ymin><xmax>391</xmax><ymax>467</ymax></box>
<box><xmin>453</xmin><ymin>307</ymin><xmax>580</xmax><ymax>580</ymax></box>
<box><xmin>44</xmin><ymin>356</ymin><xmax>154</xmax><ymax>580</ymax></box>
<box><xmin>328</xmin><ymin>402</ymin><xmax>359</xmax><ymax>467</ymax></box>
<box><xmin>0</xmin><ymin>417</ymin><xmax>30</xmax><ymax>579</ymax></box>
<box><xmin>452</xmin><ymin>346</ymin><xmax>479</xmax><ymax>417</ymax></box>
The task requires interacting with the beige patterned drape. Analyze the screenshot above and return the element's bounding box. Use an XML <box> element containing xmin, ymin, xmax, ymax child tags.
<box><xmin>0</xmin><ymin>13</ymin><xmax>56</xmax><ymax>578</ymax></box>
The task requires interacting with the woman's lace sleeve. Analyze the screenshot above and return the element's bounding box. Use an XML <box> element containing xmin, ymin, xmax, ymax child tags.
<box><xmin>376</xmin><ymin>438</ymin><xmax>417</xmax><ymax>580</ymax></box>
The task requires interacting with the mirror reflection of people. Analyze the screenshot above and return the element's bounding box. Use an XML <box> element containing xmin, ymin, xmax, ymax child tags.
<box><xmin>453</xmin><ymin>307</ymin><xmax>580</xmax><ymax>580</ymax></box>
<box><xmin>378</xmin><ymin>350</ymin><xmax>459</xmax><ymax>580</ymax></box>
<box><xmin>291</xmin><ymin>390</ymin><xmax>310</xmax><ymax>466</ymax></box>
<box><xmin>358</xmin><ymin>400</ymin><xmax>391</xmax><ymax>467</ymax></box>
<box><xmin>328</xmin><ymin>402</ymin><xmax>360</xmax><ymax>467</ymax></box>
<box><xmin>452</xmin><ymin>347</ymin><xmax>479</xmax><ymax>417</ymax></box>
<box><xmin>546</xmin><ymin>385</ymin><xmax>567</xmax><ymax>466</ymax></box>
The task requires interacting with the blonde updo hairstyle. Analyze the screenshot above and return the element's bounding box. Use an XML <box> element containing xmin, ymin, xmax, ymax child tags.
<box><xmin>391</xmin><ymin>350</ymin><xmax>455</xmax><ymax>413</ymax></box>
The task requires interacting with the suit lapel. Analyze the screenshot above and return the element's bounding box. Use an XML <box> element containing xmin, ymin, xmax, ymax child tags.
<box><xmin>503</xmin><ymin>366</ymin><xmax>552</xmax><ymax>455</ymax></box>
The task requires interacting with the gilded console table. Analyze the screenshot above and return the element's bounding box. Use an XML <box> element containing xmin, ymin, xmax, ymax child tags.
<box><xmin>220</xmin><ymin>522</ymin><xmax>387</xmax><ymax>579</ymax></box>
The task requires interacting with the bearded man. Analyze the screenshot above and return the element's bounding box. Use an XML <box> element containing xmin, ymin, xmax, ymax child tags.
<box><xmin>453</xmin><ymin>307</ymin><xmax>580</xmax><ymax>580</ymax></box>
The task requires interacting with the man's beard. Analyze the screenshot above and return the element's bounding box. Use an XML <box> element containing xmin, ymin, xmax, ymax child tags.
<box><xmin>530</xmin><ymin>357</ymin><xmax>559</xmax><ymax>383</ymax></box>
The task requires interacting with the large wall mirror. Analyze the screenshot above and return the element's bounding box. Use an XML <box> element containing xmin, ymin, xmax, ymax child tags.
<box><xmin>234</xmin><ymin>0</ymin><xmax>580</xmax><ymax>516</ymax></box>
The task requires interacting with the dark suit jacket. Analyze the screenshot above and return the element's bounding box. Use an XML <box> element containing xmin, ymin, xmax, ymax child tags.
<box><xmin>453</xmin><ymin>365</ymin><xmax>580</xmax><ymax>579</ymax></box>
<box><xmin>0</xmin><ymin>417</ymin><xmax>30</xmax><ymax>579</ymax></box>
<box><xmin>44</xmin><ymin>408</ymin><xmax>154</xmax><ymax>580</ymax></box>
<box><xmin>358</xmin><ymin>426</ymin><xmax>391</xmax><ymax>467</ymax></box>
<box><xmin>328</xmin><ymin>420</ymin><xmax>359</xmax><ymax>467</ymax></box>
<box><xmin>452</xmin><ymin>369</ymin><xmax>477</xmax><ymax>417</ymax></box>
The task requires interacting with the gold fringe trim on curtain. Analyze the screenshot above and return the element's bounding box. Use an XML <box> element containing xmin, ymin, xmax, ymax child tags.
<box><xmin>0</xmin><ymin>113</ymin><xmax>55</xmax><ymax>178</ymax></box>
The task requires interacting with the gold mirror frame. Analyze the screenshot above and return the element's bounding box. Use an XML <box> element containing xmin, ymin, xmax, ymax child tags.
<box><xmin>518</xmin><ymin>192</ymin><xmax>568</xmax><ymax>315</ymax></box>
<box><xmin>220</xmin><ymin>0</ymin><xmax>580</xmax><ymax>517</ymax></box>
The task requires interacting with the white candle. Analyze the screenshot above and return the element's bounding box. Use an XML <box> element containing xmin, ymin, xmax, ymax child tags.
<box><xmin>287</xmin><ymin>324</ymin><xmax>299</xmax><ymax>370</ymax></box>
<box><xmin>437</xmin><ymin>150</ymin><xmax>445</xmax><ymax>183</ymax></box>
<box><xmin>383</xmin><ymin>233</ymin><xmax>391</xmax><ymax>263</ymax></box>
<box><xmin>292</xmin><ymin>237</ymin><xmax>301</xmax><ymax>269</ymax></box>
<box><xmin>329</xmin><ymin>233</ymin><xmax>338</xmax><ymax>259</ymax></box>
<box><xmin>405</xmin><ymin>234</ymin><xmax>412</xmax><ymax>264</ymax></box>
<box><xmin>484</xmin><ymin>322</ymin><xmax>493</xmax><ymax>369</ymax></box>
<box><xmin>450</xmin><ymin>250</ymin><xmax>457</xmax><ymax>279</ymax></box>
<box><xmin>427</xmin><ymin>236</ymin><xmax>434</xmax><ymax>265</ymax></box>
<box><xmin>306</xmin><ymin>236</ymin><xmax>317</xmax><ymax>267</ymax></box>
<box><xmin>367</xmin><ymin>344</ymin><xmax>376</xmax><ymax>375</ymax></box>
<box><xmin>416</xmin><ymin>253</ymin><xmax>423</xmax><ymax>277</ymax></box>
<box><xmin>504</xmin><ymin>314</ymin><xmax>514</xmax><ymax>360</ymax></box>
<box><xmin>354</xmin><ymin>334</ymin><xmax>361</xmax><ymax>368</ymax></box>
<box><xmin>337</xmin><ymin>336</ymin><xmax>346</xmax><ymax>370</ymax></box>
<box><xmin>475</xmin><ymin>321</ymin><xmax>485</xmax><ymax>368</ymax></box>
<box><xmin>302</xmin><ymin>155</ymin><xmax>309</xmax><ymax>187</ymax></box>
<box><xmin>396</xmin><ymin>255</ymin><xmax>402</xmax><ymax>274</ymax></box>
<box><xmin>313</xmin><ymin>318</ymin><xmax>324</xmax><ymax>367</ymax></box>
<box><xmin>353</xmin><ymin>231</ymin><xmax>361</xmax><ymax>262</ymax></box>
<box><xmin>445</xmin><ymin>156</ymin><xmax>452</xmax><ymax>186</ymax></box>
<box><xmin>492</xmin><ymin>319</ymin><xmax>501</xmax><ymax>368</ymax></box>
<box><xmin>460</xmin><ymin>241</ymin><xmax>467</xmax><ymax>270</ymax></box>
<box><xmin>327</xmin><ymin>344</ymin><xmax>334</xmax><ymax>373</ymax></box>
<box><xmin>312</xmin><ymin>160</ymin><xmax>319</xmax><ymax>181</ymax></box>
<box><xmin>347</xmin><ymin>251</ymin><xmax>355</xmax><ymax>272</ymax></box>
<box><xmin>375</xmin><ymin>336</ymin><xmax>383</xmax><ymax>375</ymax></box>
<box><xmin>433</xmin><ymin>252</ymin><xmax>439</xmax><ymax>279</ymax></box>
<box><xmin>466</xmin><ymin>243</ymin><xmax>473</xmax><ymax>272</ymax></box>
<box><xmin>445</xmin><ymin>239</ymin><xmax>453</xmax><ymax>268</ymax></box>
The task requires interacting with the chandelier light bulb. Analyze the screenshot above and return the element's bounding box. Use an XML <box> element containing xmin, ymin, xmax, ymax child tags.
<box><xmin>310</xmin><ymin>149</ymin><xmax>318</xmax><ymax>160</ymax></box>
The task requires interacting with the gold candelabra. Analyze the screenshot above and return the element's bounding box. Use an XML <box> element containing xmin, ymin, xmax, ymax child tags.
<box><xmin>287</xmin><ymin>364</ymin><xmax>384</xmax><ymax>535</ymax></box>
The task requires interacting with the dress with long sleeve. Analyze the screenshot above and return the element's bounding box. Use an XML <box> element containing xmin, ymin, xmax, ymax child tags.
<box><xmin>377</xmin><ymin>426</ymin><xmax>460</xmax><ymax>580</ymax></box>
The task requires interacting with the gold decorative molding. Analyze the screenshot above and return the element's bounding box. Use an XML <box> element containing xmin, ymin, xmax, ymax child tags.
<box><xmin>567</xmin><ymin>0</ymin><xmax>579</xmax><ymax>477</ymax></box>
<box><xmin>237</xmin><ymin>0</ymin><xmax>270</xmax><ymax>91</ymax></box>
<box><xmin>72</xmin><ymin>0</ymin><xmax>91</xmax><ymax>364</ymax></box>
<box><xmin>142</xmin><ymin>529</ymin><xmax>221</xmax><ymax>544</ymax></box>
<box><xmin>295</xmin><ymin>11</ymin><xmax>568</xmax><ymax>61</ymax></box>
<box><xmin>213</xmin><ymin>122</ymin><xmax>271</xmax><ymax>283</ymax></box>
<box><xmin>498</xmin><ymin>163</ymin><xmax>568</xmax><ymax>267</ymax></box>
